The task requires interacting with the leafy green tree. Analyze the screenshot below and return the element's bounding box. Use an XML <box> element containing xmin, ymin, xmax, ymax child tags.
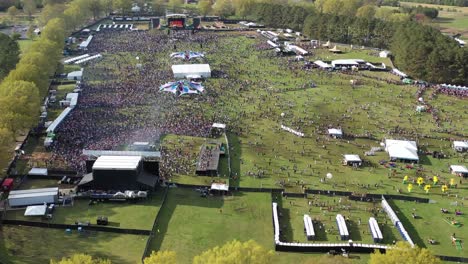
<box><xmin>101</xmin><ymin>0</ymin><xmax>114</xmax><ymax>16</ymax></box>
<box><xmin>304</xmin><ymin>254</ymin><xmax>352</xmax><ymax>264</ymax></box>
<box><xmin>168</xmin><ymin>0</ymin><xmax>183</xmax><ymax>11</ymax></box>
<box><xmin>369</xmin><ymin>242</ymin><xmax>441</xmax><ymax>264</ymax></box>
<box><xmin>213</xmin><ymin>0</ymin><xmax>234</xmax><ymax>17</ymax></box>
<box><xmin>7</xmin><ymin>6</ymin><xmax>18</xmax><ymax>20</ymax></box>
<box><xmin>338</xmin><ymin>0</ymin><xmax>360</xmax><ymax>17</ymax></box>
<box><xmin>89</xmin><ymin>0</ymin><xmax>103</xmax><ymax>20</ymax></box>
<box><xmin>198</xmin><ymin>0</ymin><xmax>212</xmax><ymax>16</ymax></box>
<box><xmin>113</xmin><ymin>0</ymin><xmax>132</xmax><ymax>14</ymax></box>
<box><xmin>233</xmin><ymin>0</ymin><xmax>254</xmax><ymax>18</ymax></box>
<box><xmin>50</xmin><ymin>254</ymin><xmax>112</xmax><ymax>264</ymax></box>
<box><xmin>0</xmin><ymin>80</ymin><xmax>40</xmax><ymax>133</ymax></box>
<box><xmin>4</xmin><ymin>63</ymin><xmax>49</xmax><ymax>95</ymax></box>
<box><xmin>144</xmin><ymin>251</ymin><xmax>177</xmax><ymax>264</ymax></box>
<box><xmin>0</xmin><ymin>33</ymin><xmax>20</xmax><ymax>80</ymax></box>
<box><xmin>322</xmin><ymin>0</ymin><xmax>341</xmax><ymax>14</ymax></box>
<box><xmin>21</xmin><ymin>0</ymin><xmax>37</xmax><ymax>19</ymax></box>
<box><xmin>38</xmin><ymin>3</ymin><xmax>66</xmax><ymax>26</ymax></box>
<box><xmin>0</xmin><ymin>126</ymin><xmax>14</xmax><ymax>169</ymax></box>
<box><xmin>356</xmin><ymin>4</ymin><xmax>376</xmax><ymax>19</ymax></box>
<box><xmin>41</xmin><ymin>18</ymin><xmax>66</xmax><ymax>46</ymax></box>
<box><xmin>193</xmin><ymin>240</ymin><xmax>273</xmax><ymax>264</ymax></box>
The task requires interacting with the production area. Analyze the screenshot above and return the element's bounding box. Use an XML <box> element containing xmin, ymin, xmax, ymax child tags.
<box><xmin>0</xmin><ymin>10</ymin><xmax>467</xmax><ymax>264</ymax></box>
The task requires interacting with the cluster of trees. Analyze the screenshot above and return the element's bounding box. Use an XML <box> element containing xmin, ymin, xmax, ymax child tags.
<box><xmin>404</xmin><ymin>0</ymin><xmax>468</xmax><ymax>7</ymax></box>
<box><xmin>400</xmin><ymin>5</ymin><xmax>439</xmax><ymax>19</ymax></box>
<box><xmin>391</xmin><ymin>22</ymin><xmax>468</xmax><ymax>84</ymax></box>
<box><xmin>0</xmin><ymin>0</ymin><xmax>95</xmax><ymax>167</ymax></box>
<box><xmin>0</xmin><ymin>33</ymin><xmax>19</xmax><ymax>80</ymax></box>
<box><xmin>243</xmin><ymin>0</ymin><xmax>468</xmax><ymax>84</ymax></box>
<box><xmin>51</xmin><ymin>241</ymin><xmax>441</xmax><ymax>264</ymax></box>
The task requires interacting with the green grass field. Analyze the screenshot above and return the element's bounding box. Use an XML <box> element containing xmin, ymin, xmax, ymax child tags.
<box><xmin>5</xmin><ymin>189</ymin><xmax>165</xmax><ymax>230</ymax></box>
<box><xmin>0</xmin><ymin>225</ymin><xmax>147</xmax><ymax>264</ymax></box>
<box><xmin>149</xmin><ymin>188</ymin><xmax>274</xmax><ymax>263</ymax></box>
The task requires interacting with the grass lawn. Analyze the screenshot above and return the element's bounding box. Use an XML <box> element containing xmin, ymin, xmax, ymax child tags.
<box><xmin>5</xmin><ymin>189</ymin><xmax>165</xmax><ymax>230</ymax></box>
<box><xmin>390</xmin><ymin>198</ymin><xmax>468</xmax><ymax>257</ymax></box>
<box><xmin>278</xmin><ymin>195</ymin><xmax>401</xmax><ymax>245</ymax></box>
<box><xmin>17</xmin><ymin>178</ymin><xmax>59</xmax><ymax>189</ymax></box>
<box><xmin>0</xmin><ymin>225</ymin><xmax>147</xmax><ymax>264</ymax></box>
<box><xmin>149</xmin><ymin>188</ymin><xmax>274</xmax><ymax>263</ymax></box>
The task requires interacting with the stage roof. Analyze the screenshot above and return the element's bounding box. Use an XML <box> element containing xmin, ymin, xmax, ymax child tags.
<box><xmin>83</xmin><ymin>150</ymin><xmax>161</xmax><ymax>159</ymax></box>
<box><xmin>93</xmin><ymin>156</ymin><xmax>142</xmax><ymax>170</ymax></box>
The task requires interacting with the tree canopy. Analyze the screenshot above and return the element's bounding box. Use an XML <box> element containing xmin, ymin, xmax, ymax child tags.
<box><xmin>369</xmin><ymin>242</ymin><xmax>441</xmax><ymax>264</ymax></box>
<box><xmin>0</xmin><ymin>33</ymin><xmax>20</xmax><ymax>81</ymax></box>
<box><xmin>144</xmin><ymin>250</ymin><xmax>177</xmax><ymax>264</ymax></box>
<box><xmin>193</xmin><ymin>240</ymin><xmax>274</xmax><ymax>264</ymax></box>
<box><xmin>50</xmin><ymin>254</ymin><xmax>112</xmax><ymax>264</ymax></box>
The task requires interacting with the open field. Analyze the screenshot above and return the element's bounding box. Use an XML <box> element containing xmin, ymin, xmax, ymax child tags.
<box><xmin>401</xmin><ymin>2</ymin><xmax>468</xmax><ymax>39</ymax></box>
<box><xmin>5</xmin><ymin>189</ymin><xmax>165</xmax><ymax>230</ymax></box>
<box><xmin>0</xmin><ymin>225</ymin><xmax>147</xmax><ymax>264</ymax></box>
<box><xmin>149</xmin><ymin>188</ymin><xmax>274</xmax><ymax>263</ymax></box>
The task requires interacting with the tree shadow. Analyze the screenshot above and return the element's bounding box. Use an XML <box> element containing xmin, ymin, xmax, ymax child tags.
<box><xmin>227</xmin><ymin>133</ymin><xmax>241</xmax><ymax>187</ymax></box>
<box><xmin>387</xmin><ymin>199</ymin><xmax>426</xmax><ymax>247</ymax></box>
<box><xmin>347</xmin><ymin>220</ymin><xmax>362</xmax><ymax>241</ymax></box>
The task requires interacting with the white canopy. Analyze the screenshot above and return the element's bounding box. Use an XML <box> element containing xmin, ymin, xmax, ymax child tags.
<box><xmin>93</xmin><ymin>156</ymin><xmax>142</xmax><ymax>171</ymax></box>
<box><xmin>28</xmin><ymin>168</ymin><xmax>48</xmax><ymax>176</ymax></box>
<box><xmin>453</xmin><ymin>141</ymin><xmax>468</xmax><ymax>149</ymax></box>
<box><xmin>344</xmin><ymin>154</ymin><xmax>361</xmax><ymax>162</ymax></box>
<box><xmin>172</xmin><ymin>64</ymin><xmax>211</xmax><ymax>79</ymax></box>
<box><xmin>328</xmin><ymin>128</ymin><xmax>342</xmax><ymax>136</ymax></box>
<box><xmin>451</xmin><ymin>165</ymin><xmax>468</xmax><ymax>174</ymax></box>
<box><xmin>385</xmin><ymin>139</ymin><xmax>418</xmax><ymax>161</ymax></box>
<box><xmin>314</xmin><ymin>60</ymin><xmax>332</xmax><ymax>69</ymax></box>
<box><xmin>211</xmin><ymin>183</ymin><xmax>228</xmax><ymax>191</ymax></box>
<box><xmin>24</xmin><ymin>204</ymin><xmax>47</xmax><ymax>216</ymax></box>
<box><xmin>212</xmin><ymin>123</ymin><xmax>226</xmax><ymax>129</ymax></box>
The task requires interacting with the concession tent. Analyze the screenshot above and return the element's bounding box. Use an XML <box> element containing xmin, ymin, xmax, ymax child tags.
<box><xmin>212</xmin><ymin>123</ymin><xmax>226</xmax><ymax>129</ymax></box>
<box><xmin>385</xmin><ymin>139</ymin><xmax>419</xmax><ymax>162</ymax></box>
<box><xmin>28</xmin><ymin>168</ymin><xmax>48</xmax><ymax>176</ymax></box>
<box><xmin>328</xmin><ymin>128</ymin><xmax>343</xmax><ymax>138</ymax></box>
<box><xmin>67</xmin><ymin>69</ymin><xmax>83</xmax><ymax>81</ymax></box>
<box><xmin>24</xmin><ymin>204</ymin><xmax>47</xmax><ymax>216</ymax></box>
<box><xmin>453</xmin><ymin>141</ymin><xmax>468</xmax><ymax>152</ymax></box>
<box><xmin>172</xmin><ymin>64</ymin><xmax>211</xmax><ymax>79</ymax></box>
<box><xmin>211</xmin><ymin>182</ymin><xmax>229</xmax><ymax>191</ymax></box>
<box><xmin>343</xmin><ymin>154</ymin><xmax>362</xmax><ymax>166</ymax></box>
<box><xmin>450</xmin><ymin>165</ymin><xmax>468</xmax><ymax>177</ymax></box>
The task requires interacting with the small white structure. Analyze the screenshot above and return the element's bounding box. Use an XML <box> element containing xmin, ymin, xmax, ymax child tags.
<box><xmin>67</xmin><ymin>69</ymin><xmax>83</xmax><ymax>81</ymax></box>
<box><xmin>331</xmin><ymin>59</ymin><xmax>366</xmax><ymax>68</ymax></box>
<box><xmin>379</xmin><ymin>50</ymin><xmax>391</xmax><ymax>58</ymax></box>
<box><xmin>385</xmin><ymin>139</ymin><xmax>419</xmax><ymax>162</ymax></box>
<box><xmin>79</xmin><ymin>35</ymin><xmax>93</xmax><ymax>50</ymax></box>
<box><xmin>328</xmin><ymin>128</ymin><xmax>343</xmax><ymax>138</ymax></box>
<box><xmin>314</xmin><ymin>60</ymin><xmax>332</xmax><ymax>69</ymax></box>
<box><xmin>211</xmin><ymin>182</ymin><xmax>229</xmax><ymax>191</ymax></box>
<box><xmin>450</xmin><ymin>165</ymin><xmax>468</xmax><ymax>177</ymax></box>
<box><xmin>343</xmin><ymin>154</ymin><xmax>362</xmax><ymax>167</ymax></box>
<box><xmin>172</xmin><ymin>64</ymin><xmax>211</xmax><ymax>79</ymax></box>
<box><xmin>46</xmin><ymin>107</ymin><xmax>72</xmax><ymax>133</ymax></box>
<box><xmin>64</xmin><ymin>54</ymin><xmax>90</xmax><ymax>64</ymax></box>
<box><xmin>8</xmin><ymin>187</ymin><xmax>59</xmax><ymax>207</ymax></box>
<box><xmin>212</xmin><ymin>123</ymin><xmax>226</xmax><ymax>129</ymax></box>
<box><xmin>392</xmin><ymin>68</ymin><xmax>408</xmax><ymax>78</ymax></box>
<box><xmin>28</xmin><ymin>168</ymin><xmax>48</xmax><ymax>176</ymax></box>
<box><xmin>24</xmin><ymin>204</ymin><xmax>47</xmax><ymax>216</ymax></box>
<box><xmin>131</xmin><ymin>5</ymin><xmax>141</xmax><ymax>12</ymax></box>
<box><xmin>453</xmin><ymin>141</ymin><xmax>468</xmax><ymax>152</ymax></box>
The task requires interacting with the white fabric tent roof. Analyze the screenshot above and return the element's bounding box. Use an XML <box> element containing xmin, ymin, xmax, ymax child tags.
<box><xmin>385</xmin><ymin>139</ymin><xmax>418</xmax><ymax>161</ymax></box>
<box><xmin>24</xmin><ymin>204</ymin><xmax>47</xmax><ymax>216</ymax></box>
<box><xmin>453</xmin><ymin>141</ymin><xmax>468</xmax><ymax>148</ymax></box>
<box><xmin>314</xmin><ymin>60</ymin><xmax>332</xmax><ymax>68</ymax></box>
<box><xmin>92</xmin><ymin>155</ymin><xmax>142</xmax><ymax>170</ymax></box>
<box><xmin>211</xmin><ymin>183</ymin><xmax>229</xmax><ymax>191</ymax></box>
<box><xmin>344</xmin><ymin>154</ymin><xmax>361</xmax><ymax>162</ymax></box>
<box><xmin>328</xmin><ymin>128</ymin><xmax>342</xmax><ymax>135</ymax></box>
<box><xmin>212</xmin><ymin>123</ymin><xmax>226</xmax><ymax>129</ymax></box>
<box><xmin>451</xmin><ymin>165</ymin><xmax>468</xmax><ymax>174</ymax></box>
<box><xmin>28</xmin><ymin>168</ymin><xmax>48</xmax><ymax>176</ymax></box>
<box><xmin>172</xmin><ymin>64</ymin><xmax>211</xmax><ymax>78</ymax></box>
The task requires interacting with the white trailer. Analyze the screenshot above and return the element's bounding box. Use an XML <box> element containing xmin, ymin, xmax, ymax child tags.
<box><xmin>8</xmin><ymin>187</ymin><xmax>58</xmax><ymax>207</ymax></box>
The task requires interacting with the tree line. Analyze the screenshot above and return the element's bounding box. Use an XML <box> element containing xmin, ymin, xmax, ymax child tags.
<box><xmin>0</xmin><ymin>0</ymin><xmax>96</xmax><ymax>167</ymax></box>
<box><xmin>402</xmin><ymin>0</ymin><xmax>468</xmax><ymax>7</ymax></box>
<box><xmin>243</xmin><ymin>1</ymin><xmax>468</xmax><ymax>84</ymax></box>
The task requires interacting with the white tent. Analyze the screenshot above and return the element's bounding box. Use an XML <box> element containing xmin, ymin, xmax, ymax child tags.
<box><xmin>28</xmin><ymin>168</ymin><xmax>48</xmax><ymax>176</ymax></box>
<box><xmin>172</xmin><ymin>64</ymin><xmax>211</xmax><ymax>79</ymax></box>
<box><xmin>379</xmin><ymin>50</ymin><xmax>391</xmax><ymax>58</ymax></box>
<box><xmin>211</xmin><ymin>183</ymin><xmax>229</xmax><ymax>191</ymax></box>
<box><xmin>93</xmin><ymin>156</ymin><xmax>142</xmax><ymax>171</ymax></box>
<box><xmin>385</xmin><ymin>139</ymin><xmax>419</xmax><ymax>161</ymax></box>
<box><xmin>212</xmin><ymin>123</ymin><xmax>226</xmax><ymax>129</ymax></box>
<box><xmin>24</xmin><ymin>204</ymin><xmax>47</xmax><ymax>216</ymax></box>
<box><xmin>67</xmin><ymin>69</ymin><xmax>83</xmax><ymax>81</ymax></box>
<box><xmin>343</xmin><ymin>154</ymin><xmax>361</xmax><ymax>163</ymax></box>
<box><xmin>314</xmin><ymin>60</ymin><xmax>332</xmax><ymax>69</ymax></box>
<box><xmin>453</xmin><ymin>141</ymin><xmax>468</xmax><ymax>152</ymax></box>
<box><xmin>450</xmin><ymin>165</ymin><xmax>468</xmax><ymax>175</ymax></box>
<box><xmin>328</xmin><ymin>128</ymin><xmax>343</xmax><ymax>138</ymax></box>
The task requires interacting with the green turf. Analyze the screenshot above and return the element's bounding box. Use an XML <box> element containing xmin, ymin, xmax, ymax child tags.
<box><xmin>149</xmin><ymin>188</ymin><xmax>274</xmax><ymax>263</ymax></box>
<box><xmin>0</xmin><ymin>225</ymin><xmax>147</xmax><ymax>264</ymax></box>
<box><xmin>5</xmin><ymin>190</ymin><xmax>165</xmax><ymax>230</ymax></box>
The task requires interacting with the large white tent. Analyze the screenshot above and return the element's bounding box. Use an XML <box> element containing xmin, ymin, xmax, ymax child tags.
<box><xmin>172</xmin><ymin>64</ymin><xmax>211</xmax><ymax>79</ymax></box>
<box><xmin>385</xmin><ymin>139</ymin><xmax>419</xmax><ymax>162</ymax></box>
<box><xmin>92</xmin><ymin>156</ymin><xmax>142</xmax><ymax>170</ymax></box>
<box><xmin>24</xmin><ymin>204</ymin><xmax>47</xmax><ymax>216</ymax></box>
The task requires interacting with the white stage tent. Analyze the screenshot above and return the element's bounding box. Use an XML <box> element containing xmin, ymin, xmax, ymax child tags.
<box><xmin>172</xmin><ymin>64</ymin><xmax>211</xmax><ymax>79</ymax></box>
<box><xmin>79</xmin><ymin>35</ymin><xmax>93</xmax><ymax>50</ymax></box>
<box><xmin>385</xmin><ymin>139</ymin><xmax>419</xmax><ymax>161</ymax></box>
<box><xmin>46</xmin><ymin>107</ymin><xmax>72</xmax><ymax>133</ymax></box>
<box><xmin>24</xmin><ymin>204</ymin><xmax>47</xmax><ymax>216</ymax></box>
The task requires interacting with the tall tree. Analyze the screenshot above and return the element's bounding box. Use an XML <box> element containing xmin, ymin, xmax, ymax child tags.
<box><xmin>369</xmin><ymin>242</ymin><xmax>441</xmax><ymax>264</ymax></box>
<box><xmin>143</xmin><ymin>251</ymin><xmax>177</xmax><ymax>264</ymax></box>
<box><xmin>356</xmin><ymin>4</ymin><xmax>376</xmax><ymax>19</ymax></box>
<box><xmin>101</xmin><ymin>0</ymin><xmax>114</xmax><ymax>16</ymax></box>
<box><xmin>89</xmin><ymin>0</ymin><xmax>103</xmax><ymax>20</ymax></box>
<box><xmin>0</xmin><ymin>126</ymin><xmax>14</xmax><ymax>170</ymax></box>
<box><xmin>197</xmin><ymin>0</ymin><xmax>212</xmax><ymax>16</ymax></box>
<box><xmin>213</xmin><ymin>0</ymin><xmax>234</xmax><ymax>17</ymax></box>
<box><xmin>7</xmin><ymin>6</ymin><xmax>19</xmax><ymax>20</ymax></box>
<box><xmin>113</xmin><ymin>0</ymin><xmax>132</xmax><ymax>14</ymax></box>
<box><xmin>21</xmin><ymin>0</ymin><xmax>37</xmax><ymax>19</ymax></box>
<box><xmin>0</xmin><ymin>33</ymin><xmax>20</xmax><ymax>80</ymax></box>
<box><xmin>193</xmin><ymin>240</ymin><xmax>274</xmax><ymax>264</ymax></box>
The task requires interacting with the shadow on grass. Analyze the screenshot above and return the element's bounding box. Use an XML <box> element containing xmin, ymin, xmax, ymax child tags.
<box><xmin>436</xmin><ymin>17</ymin><xmax>455</xmax><ymax>24</ymax></box>
<box><xmin>347</xmin><ymin>220</ymin><xmax>362</xmax><ymax>241</ymax></box>
<box><xmin>276</xmin><ymin>196</ymin><xmax>295</xmax><ymax>242</ymax></box>
<box><xmin>387</xmin><ymin>199</ymin><xmax>426</xmax><ymax>247</ymax></box>
<box><xmin>418</xmin><ymin>154</ymin><xmax>432</xmax><ymax>166</ymax></box>
<box><xmin>227</xmin><ymin>133</ymin><xmax>241</xmax><ymax>188</ymax></box>
<box><xmin>380</xmin><ymin>224</ymin><xmax>398</xmax><ymax>244</ymax></box>
<box><xmin>313</xmin><ymin>220</ymin><xmax>329</xmax><ymax>241</ymax></box>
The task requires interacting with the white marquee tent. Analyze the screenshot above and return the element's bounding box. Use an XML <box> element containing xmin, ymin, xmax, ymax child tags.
<box><xmin>385</xmin><ymin>139</ymin><xmax>419</xmax><ymax>161</ymax></box>
<box><xmin>172</xmin><ymin>64</ymin><xmax>211</xmax><ymax>79</ymax></box>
